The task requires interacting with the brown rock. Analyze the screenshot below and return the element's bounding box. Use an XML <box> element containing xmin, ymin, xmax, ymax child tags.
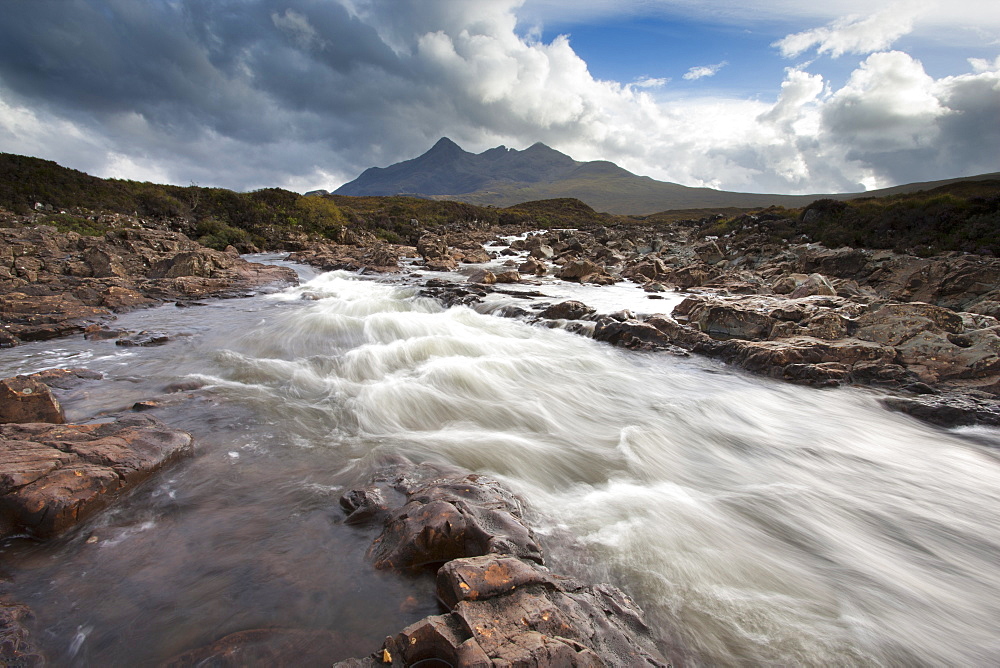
<box><xmin>558</xmin><ymin>260</ymin><xmax>609</xmax><ymax>283</ymax></box>
<box><xmin>0</xmin><ymin>376</ymin><xmax>64</xmax><ymax>424</ymax></box>
<box><xmin>0</xmin><ymin>292</ymin><xmax>111</xmax><ymax>342</ymax></box>
<box><xmin>0</xmin><ymin>415</ymin><xmax>193</xmax><ymax>537</ymax></box>
<box><xmin>0</xmin><ymin>601</ymin><xmax>44</xmax><ymax>666</ymax></box>
<box><xmin>855</xmin><ymin>302</ymin><xmax>964</xmax><ymax>345</ymax></box>
<box><xmin>493</xmin><ymin>270</ymin><xmax>521</xmax><ymax>284</ymax></box>
<box><xmin>789</xmin><ymin>273</ymin><xmax>836</xmax><ymax>298</ymax></box>
<box><xmin>378</xmin><ymin>555</ymin><xmax>667</xmax><ymax>667</ymax></box>
<box><xmin>467</xmin><ymin>269</ymin><xmax>497</xmax><ymax>285</ymax></box>
<box><xmin>539</xmin><ymin>301</ymin><xmax>596</xmax><ymax>321</ymax></box>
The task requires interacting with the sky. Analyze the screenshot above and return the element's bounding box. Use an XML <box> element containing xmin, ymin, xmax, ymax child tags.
<box><xmin>0</xmin><ymin>0</ymin><xmax>998</xmax><ymax>196</ymax></box>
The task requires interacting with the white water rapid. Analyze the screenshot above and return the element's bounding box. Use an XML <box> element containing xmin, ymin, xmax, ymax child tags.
<box><xmin>3</xmin><ymin>265</ymin><xmax>1000</xmax><ymax>666</ymax></box>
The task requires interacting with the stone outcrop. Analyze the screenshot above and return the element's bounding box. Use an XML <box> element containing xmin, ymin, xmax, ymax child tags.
<box><xmin>0</xmin><ymin>413</ymin><xmax>193</xmax><ymax>537</ymax></box>
<box><xmin>332</xmin><ymin>460</ymin><xmax>670</xmax><ymax>667</ymax></box>
<box><xmin>288</xmin><ymin>243</ymin><xmax>408</xmax><ymax>273</ymax></box>
<box><xmin>0</xmin><ymin>224</ymin><xmax>297</xmax><ymax>345</ymax></box>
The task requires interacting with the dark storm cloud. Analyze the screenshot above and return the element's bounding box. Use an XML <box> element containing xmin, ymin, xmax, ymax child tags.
<box><xmin>0</xmin><ymin>0</ymin><xmax>438</xmax><ymax>188</ymax></box>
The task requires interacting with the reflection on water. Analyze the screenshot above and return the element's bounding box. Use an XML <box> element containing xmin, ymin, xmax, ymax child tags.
<box><xmin>2</xmin><ymin>267</ymin><xmax>1000</xmax><ymax>666</ymax></box>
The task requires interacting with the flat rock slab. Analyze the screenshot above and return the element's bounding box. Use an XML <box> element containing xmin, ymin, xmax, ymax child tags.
<box><xmin>0</xmin><ymin>414</ymin><xmax>193</xmax><ymax>537</ymax></box>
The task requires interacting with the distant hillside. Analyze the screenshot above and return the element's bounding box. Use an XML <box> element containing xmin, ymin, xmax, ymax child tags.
<box><xmin>0</xmin><ymin>152</ymin><xmax>614</xmax><ymax>248</ymax></box>
<box><xmin>335</xmin><ymin>138</ymin><xmax>1000</xmax><ymax>215</ymax></box>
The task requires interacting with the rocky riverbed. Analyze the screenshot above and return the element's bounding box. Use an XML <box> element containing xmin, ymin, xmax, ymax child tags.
<box><xmin>2</xmin><ymin>204</ymin><xmax>999</xmax><ymax>665</ymax></box>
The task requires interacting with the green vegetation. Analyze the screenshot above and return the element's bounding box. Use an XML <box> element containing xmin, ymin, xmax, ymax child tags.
<box><xmin>4</xmin><ymin>152</ymin><xmax>997</xmax><ymax>256</ymax></box>
<box><xmin>0</xmin><ymin>153</ymin><xmax>613</xmax><ymax>249</ymax></box>
<box><xmin>40</xmin><ymin>213</ymin><xmax>112</xmax><ymax>236</ymax></box>
<box><xmin>697</xmin><ymin>181</ymin><xmax>1000</xmax><ymax>256</ymax></box>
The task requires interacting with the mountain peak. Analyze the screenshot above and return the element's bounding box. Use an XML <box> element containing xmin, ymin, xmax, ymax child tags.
<box><xmin>429</xmin><ymin>137</ymin><xmax>462</xmax><ymax>152</ymax></box>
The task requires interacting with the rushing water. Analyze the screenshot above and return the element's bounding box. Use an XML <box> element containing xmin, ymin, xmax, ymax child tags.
<box><xmin>2</xmin><ymin>258</ymin><xmax>1000</xmax><ymax>666</ymax></box>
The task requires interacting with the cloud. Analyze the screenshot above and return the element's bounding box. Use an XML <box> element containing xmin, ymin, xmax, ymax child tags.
<box><xmin>773</xmin><ymin>5</ymin><xmax>925</xmax><ymax>58</ymax></box>
<box><xmin>969</xmin><ymin>55</ymin><xmax>1000</xmax><ymax>73</ymax></box>
<box><xmin>0</xmin><ymin>0</ymin><xmax>996</xmax><ymax>198</ymax></box>
<box><xmin>632</xmin><ymin>76</ymin><xmax>670</xmax><ymax>88</ymax></box>
<box><xmin>683</xmin><ymin>62</ymin><xmax>728</xmax><ymax>80</ymax></box>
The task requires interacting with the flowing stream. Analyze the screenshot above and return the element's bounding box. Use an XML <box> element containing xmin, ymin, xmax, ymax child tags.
<box><xmin>2</xmin><ymin>256</ymin><xmax>1000</xmax><ymax>666</ymax></box>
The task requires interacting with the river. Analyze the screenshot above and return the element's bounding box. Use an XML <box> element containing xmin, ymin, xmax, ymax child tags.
<box><xmin>2</xmin><ymin>254</ymin><xmax>1000</xmax><ymax>666</ymax></box>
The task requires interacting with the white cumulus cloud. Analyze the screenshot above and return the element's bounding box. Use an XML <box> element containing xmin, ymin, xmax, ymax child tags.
<box><xmin>773</xmin><ymin>4</ymin><xmax>925</xmax><ymax>58</ymax></box>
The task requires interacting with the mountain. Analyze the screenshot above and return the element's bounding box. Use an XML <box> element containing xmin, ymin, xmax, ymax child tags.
<box><xmin>335</xmin><ymin>138</ymin><xmax>1000</xmax><ymax>214</ymax></box>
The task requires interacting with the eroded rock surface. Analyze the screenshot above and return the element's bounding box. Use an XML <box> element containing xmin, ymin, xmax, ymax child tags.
<box><xmin>0</xmin><ymin>413</ymin><xmax>193</xmax><ymax>537</ymax></box>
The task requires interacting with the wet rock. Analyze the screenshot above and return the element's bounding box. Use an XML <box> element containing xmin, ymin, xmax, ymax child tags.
<box><xmin>116</xmin><ymin>331</ymin><xmax>171</xmax><ymax>347</ymax></box>
<box><xmin>162</xmin><ymin>628</ymin><xmax>351</xmax><ymax>668</ymax></box>
<box><xmin>0</xmin><ymin>292</ymin><xmax>111</xmax><ymax>342</ymax></box>
<box><xmin>882</xmin><ymin>392</ymin><xmax>1000</xmax><ymax>427</ymax></box>
<box><xmin>0</xmin><ymin>414</ymin><xmax>193</xmax><ymax>537</ymax></box>
<box><xmin>337</xmin><ymin>462</ymin><xmax>670</xmax><ymax>668</ymax></box>
<box><xmin>24</xmin><ymin>368</ymin><xmax>102</xmax><ymax>390</ymax></box>
<box><xmin>594</xmin><ymin>317</ymin><xmax>680</xmax><ymax>352</ymax></box>
<box><xmin>0</xmin><ymin>376</ymin><xmax>64</xmax><ymax>424</ymax></box>
<box><xmin>377</xmin><ymin>556</ymin><xmax>668</xmax><ymax>667</ymax></box>
<box><xmin>539</xmin><ymin>301</ymin><xmax>596</xmax><ymax>321</ymax></box>
<box><xmin>0</xmin><ymin>601</ymin><xmax>44</xmax><ymax>666</ymax></box>
<box><xmin>347</xmin><ymin>464</ymin><xmax>542</xmax><ymax>570</ymax></box>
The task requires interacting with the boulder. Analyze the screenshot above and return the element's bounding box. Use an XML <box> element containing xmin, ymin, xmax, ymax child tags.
<box><xmin>0</xmin><ymin>415</ymin><xmax>193</xmax><ymax>537</ymax></box>
<box><xmin>538</xmin><ymin>301</ymin><xmax>596</xmax><ymax>321</ymax></box>
<box><xmin>684</xmin><ymin>301</ymin><xmax>775</xmax><ymax>340</ymax></box>
<box><xmin>529</xmin><ymin>244</ymin><xmax>554</xmax><ymax>260</ymax></box>
<box><xmin>342</xmin><ymin>463</ymin><xmax>542</xmax><ymax>570</ymax></box>
<box><xmin>467</xmin><ymin>269</ymin><xmax>497</xmax><ymax>285</ymax></box>
<box><xmin>558</xmin><ymin>260</ymin><xmax>610</xmax><ymax>284</ymax></box>
<box><xmin>493</xmin><ymin>270</ymin><xmax>521</xmax><ymax>284</ymax></box>
<box><xmin>0</xmin><ymin>376</ymin><xmax>64</xmax><ymax>424</ymax></box>
<box><xmin>518</xmin><ymin>258</ymin><xmax>547</xmax><ymax>275</ymax></box>
<box><xmin>149</xmin><ymin>249</ymin><xmax>238</xmax><ymax>279</ymax></box>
